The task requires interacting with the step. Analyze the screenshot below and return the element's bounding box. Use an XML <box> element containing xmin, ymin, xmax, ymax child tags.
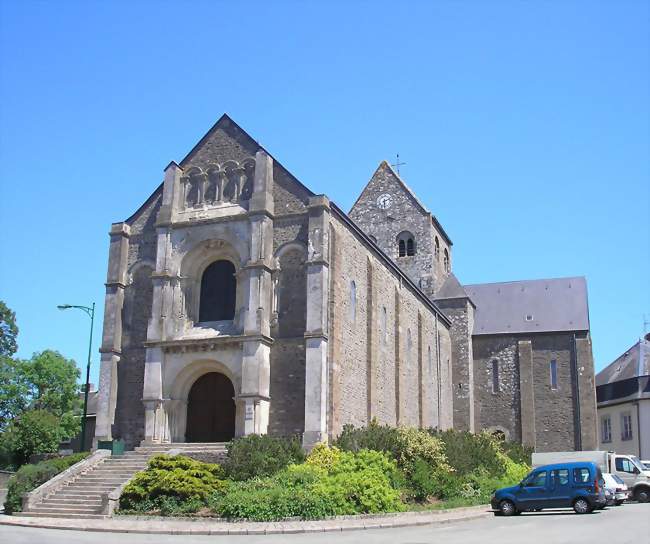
<box><xmin>44</xmin><ymin>496</ymin><xmax>103</xmax><ymax>503</ymax></box>
<box><xmin>28</xmin><ymin>506</ymin><xmax>102</xmax><ymax>514</ymax></box>
<box><xmin>69</xmin><ymin>480</ymin><xmax>125</xmax><ymax>486</ymax></box>
<box><xmin>84</xmin><ymin>472</ymin><xmax>138</xmax><ymax>477</ymax></box>
<box><xmin>42</xmin><ymin>498</ymin><xmax>103</xmax><ymax>506</ymax></box>
<box><xmin>75</xmin><ymin>476</ymin><xmax>130</xmax><ymax>482</ymax></box>
<box><xmin>21</xmin><ymin>512</ymin><xmax>107</xmax><ymax>519</ymax></box>
<box><xmin>63</xmin><ymin>486</ymin><xmax>117</xmax><ymax>492</ymax></box>
<box><xmin>54</xmin><ymin>490</ymin><xmax>107</xmax><ymax>496</ymax></box>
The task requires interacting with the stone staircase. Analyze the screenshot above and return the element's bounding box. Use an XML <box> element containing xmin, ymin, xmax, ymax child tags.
<box><xmin>20</xmin><ymin>443</ymin><xmax>228</xmax><ymax>519</ymax></box>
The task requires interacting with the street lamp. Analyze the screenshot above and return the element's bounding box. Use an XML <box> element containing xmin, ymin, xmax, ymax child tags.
<box><xmin>57</xmin><ymin>303</ymin><xmax>95</xmax><ymax>451</ymax></box>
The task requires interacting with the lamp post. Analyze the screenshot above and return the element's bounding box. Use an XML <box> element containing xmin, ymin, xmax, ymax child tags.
<box><xmin>57</xmin><ymin>303</ymin><xmax>95</xmax><ymax>451</ymax></box>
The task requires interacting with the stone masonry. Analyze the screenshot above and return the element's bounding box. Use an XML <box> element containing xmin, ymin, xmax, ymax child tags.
<box><xmin>94</xmin><ymin>114</ymin><xmax>597</xmax><ymax>453</ymax></box>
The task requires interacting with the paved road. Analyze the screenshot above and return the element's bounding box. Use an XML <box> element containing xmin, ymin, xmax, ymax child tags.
<box><xmin>1</xmin><ymin>503</ymin><xmax>648</xmax><ymax>544</ymax></box>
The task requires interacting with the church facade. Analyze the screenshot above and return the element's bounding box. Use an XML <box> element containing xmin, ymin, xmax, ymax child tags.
<box><xmin>94</xmin><ymin>115</ymin><xmax>597</xmax><ymax>452</ymax></box>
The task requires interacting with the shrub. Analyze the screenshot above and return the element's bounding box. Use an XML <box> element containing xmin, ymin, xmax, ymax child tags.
<box><xmin>4</xmin><ymin>452</ymin><xmax>89</xmax><ymax>514</ymax></box>
<box><xmin>335</xmin><ymin>422</ymin><xmax>452</xmax><ymax>501</ymax></box>
<box><xmin>393</xmin><ymin>427</ymin><xmax>450</xmax><ymax>477</ymax></box>
<box><xmin>211</xmin><ymin>479</ymin><xmax>338</xmax><ymax>521</ymax></box>
<box><xmin>432</xmin><ymin>429</ymin><xmax>507</xmax><ymax>478</ymax></box>
<box><xmin>305</xmin><ymin>442</ymin><xmax>341</xmax><ymax>471</ymax></box>
<box><xmin>211</xmin><ymin>447</ymin><xmax>405</xmax><ymax>521</ymax></box>
<box><xmin>501</xmin><ymin>440</ymin><xmax>533</xmax><ymax>465</ymax></box>
<box><xmin>334</xmin><ymin>420</ymin><xmax>401</xmax><ymax>458</ymax></box>
<box><xmin>119</xmin><ymin>454</ymin><xmax>227</xmax><ymax>513</ymax></box>
<box><xmin>223</xmin><ymin>434</ymin><xmax>305</xmax><ymax>481</ymax></box>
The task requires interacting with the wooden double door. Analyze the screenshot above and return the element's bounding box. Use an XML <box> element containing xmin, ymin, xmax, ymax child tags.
<box><xmin>186</xmin><ymin>372</ymin><xmax>236</xmax><ymax>442</ymax></box>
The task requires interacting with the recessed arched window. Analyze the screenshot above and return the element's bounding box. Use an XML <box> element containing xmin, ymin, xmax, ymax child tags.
<box><xmin>381</xmin><ymin>306</ymin><xmax>387</xmax><ymax>345</ymax></box>
<box><xmin>443</xmin><ymin>249</ymin><xmax>450</xmax><ymax>272</ymax></box>
<box><xmin>428</xmin><ymin>346</ymin><xmax>433</xmax><ymax>375</ymax></box>
<box><xmin>434</xmin><ymin>237</ymin><xmax>440</xmax><ymax>260</ymax></box>
<box><xmin>199</xmin><ymin>260</ymin><xmax>236</xmax><ymax>322</ymax></box>
<box><xmin>350</xmin><ymin>280</ymin><xmax>357</xmax><ymax>322</ymax></box>
<box><xmin>491</xmin><ymin>359</ymin><xmax>500</xmax><ymax>394</ymax></box>
<box><xmin>397</xmin><ymin>231</ymin><xmax>416</xmax><ymax>257</ymax></box>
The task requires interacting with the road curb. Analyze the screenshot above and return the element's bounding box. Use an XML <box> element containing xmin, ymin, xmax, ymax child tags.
<box><xmin>0</xmin><ymin>505</ymin><xmax>491</xmax><ymax>535</ymax></box>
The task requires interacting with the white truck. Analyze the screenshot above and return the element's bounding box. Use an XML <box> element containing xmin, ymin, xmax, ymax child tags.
<box><xmin>532</xmin><ymin>451</ymin><xmax>650</xmax><ymax>503</ymax></box>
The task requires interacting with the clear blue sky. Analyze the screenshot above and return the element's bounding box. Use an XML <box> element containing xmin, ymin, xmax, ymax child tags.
<box><xmin>0</xmin><ymin>1</ymin><xmax>648</xmax><ymax>387</ymax></box>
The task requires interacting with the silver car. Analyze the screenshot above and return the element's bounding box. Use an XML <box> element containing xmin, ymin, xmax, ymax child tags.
<box><xmin>603</xmin><ymin>473</ymin><xmax>629</xmax><ymax>506</ymax></box>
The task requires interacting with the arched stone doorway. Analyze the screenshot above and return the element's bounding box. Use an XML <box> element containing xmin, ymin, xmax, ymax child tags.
<box><xmin>186</xmin><ymin>372</ymin><xmax>235</xmax><ymax>442</ymax></box>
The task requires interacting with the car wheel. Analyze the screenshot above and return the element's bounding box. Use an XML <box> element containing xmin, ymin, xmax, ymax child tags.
<box><xmin>573</xmin><ymin>498</ymin><xmax>592</xmax><ymax>514</ymax></box>
<box><xmin>499</xmin><ymin>500</ymin><xmax>517</xmax><ymax>516</ymax></box>
<box><xmin>615</xmin><ymin>500</ymin><xmax>624</xmax><ymax>506</ymax></box>
<box><xmin>635</xmin><ymin>488</ymin><xmax>650</xmax><ymax>503</ymax></box>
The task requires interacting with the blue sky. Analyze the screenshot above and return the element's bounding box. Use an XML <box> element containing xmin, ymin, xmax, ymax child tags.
<box><xmin>0</xmin><ymin>0</ymin><xmax>648</xmax><ymax>386</ymax></box>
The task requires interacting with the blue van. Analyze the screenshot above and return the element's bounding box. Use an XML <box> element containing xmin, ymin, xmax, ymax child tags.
<box><xmin>491</xmin><ymin>462</ymin><xmax>607</xmax><ymax>515</ymax></box>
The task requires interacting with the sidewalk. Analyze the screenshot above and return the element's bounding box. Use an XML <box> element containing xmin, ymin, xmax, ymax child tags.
<box><xmin>0</xmin><ymin>505</ymin><xmax>491</xmax><ymax>535</ymax></box>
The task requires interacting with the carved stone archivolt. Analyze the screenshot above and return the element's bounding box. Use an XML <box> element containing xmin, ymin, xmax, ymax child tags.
<box><xmin>181</xmin><ymin>159</ymin><xmax>255</xmax><ymax>210</ymax></box>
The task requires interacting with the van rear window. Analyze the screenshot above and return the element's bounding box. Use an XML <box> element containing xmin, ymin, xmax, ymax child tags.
<box><xmin>573</xmin><ymin>468</ymin><xmax>590</xmax><ymax>483</ymax></box>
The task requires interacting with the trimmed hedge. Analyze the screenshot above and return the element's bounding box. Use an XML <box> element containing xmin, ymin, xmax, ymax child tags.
<box><xmin>4</xmin><ymin>452</ymin><xmax>89</xmax><ymax>514</ymax></box>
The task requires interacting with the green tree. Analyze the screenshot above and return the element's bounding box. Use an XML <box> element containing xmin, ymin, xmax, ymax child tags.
<box><xmin>0</xmin><ymin>300</ymin><xmax>18</xmax><ymax>357</ymax></box>
<box><xmin>1</xmin><ymin>410</ymin><xmax>76</xmax><ymax>466</ymax></box>
<box><xmin>0</xmin><ymin>351</ymin><xmax>80</xmax><ymax>435</ymax></box>
<box><xmin>23</xmin><ymin>350</ymin><xmax>81</xmax><ymax>415</ymax></box>
<box><xmin>0</xmin><ymin>357</ymin><xmax>30</xmax><ymax>431</ymax></box>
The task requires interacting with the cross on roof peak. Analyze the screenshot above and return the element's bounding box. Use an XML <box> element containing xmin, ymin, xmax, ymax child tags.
<box><xmin>391</xmin><ymin>153</ymin><xmax>406</xmax><ymax>175</ymax></box>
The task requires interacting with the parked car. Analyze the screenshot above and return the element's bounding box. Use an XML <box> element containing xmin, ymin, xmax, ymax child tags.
<box><xmin>491</xmin><ymin>462</ymin><xmax>607</xmax><ymax>516</ymax></box>
<box><xmin>532</xmin><ymin>451</ymin><xmax>650</xmax><ymax>503</ymax></box>
<box><xmin>602</xmin><ymin>472</ymin><xmax>629</xmax><ymax>506</ymax></box>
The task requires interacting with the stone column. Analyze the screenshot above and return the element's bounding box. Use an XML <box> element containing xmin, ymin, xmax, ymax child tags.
<box><xmin>518</xmin><ymin>339</ymin><xmax>536</xmax><ymax>448</ymax></box>
<box><xmin>94</xmin><ymin>222</ymin><xmax>130</xmax><ymax>446</ymax></box>
<box><xmin>366</xmin><ymin>259</ymin><xmax>376</xmax><ymax>422</ymax></box>
<box><xmin>436</xmin><ymin>298</ymin><xmax>476</xmax><ymax>432</ymax></box>
<box><xmin>239</xmin><ymin>151</ymin><xmax>275</xmax><ymax>435</ymax></box>
<box><xmin>303</xmin><ymin>195</ymin><xmax>331</xmax><ymax>449</ymax></box>
<box><xmin>575</xmin><ymin>333</ymin><xmax>598</xmax><ymax>450</ymax></box>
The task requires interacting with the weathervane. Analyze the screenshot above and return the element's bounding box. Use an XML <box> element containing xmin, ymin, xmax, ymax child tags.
<box><xmin>391</xmin><ymin>153</ymin><xmax>406</xmax><ymax>175</ymax></box>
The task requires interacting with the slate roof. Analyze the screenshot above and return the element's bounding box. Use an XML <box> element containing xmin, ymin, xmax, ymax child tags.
<box><xmin>464</xmin><ymin>276</ymin><xmax>590</xmax><ymax>335</ymax></box>
<box><xmin>596</xmin><ymin>338</ymin><xmax>650</xmax><ymax>386</ymax></box>
<box><xmin>436</xmin><ymin>273</ymin><xmax>473</xmax><ymax>301</ymax></box>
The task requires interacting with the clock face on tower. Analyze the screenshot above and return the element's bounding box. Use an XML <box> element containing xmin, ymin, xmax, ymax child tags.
<box><xmin>377</xmin><ymin>193</ymin><xmax>393</xmax><ymax>210</ymax></box>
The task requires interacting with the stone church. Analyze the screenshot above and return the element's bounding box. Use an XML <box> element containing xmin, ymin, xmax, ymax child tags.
<box><xmin>94</xmin><ymin>115</ymin><xmax>597</xmax><ymax>452</ymax></box>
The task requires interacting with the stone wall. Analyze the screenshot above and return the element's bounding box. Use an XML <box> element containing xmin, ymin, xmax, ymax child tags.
<box><xmin>472</xmin><ymin>335</ymin><xmax>522</xmax><ymax>443</ymax></box>
<box><xmin>436</xmin><ymin>298</ymin><xmax>475</xmax><ymax>431</ymax></box>
<box><xmin>268</xmin><ymin>338</ymin><xmax>306</xmax><ymax>436</ymax></box>
<box><xmin>113</xmin><ymin>194</ymin><xmax>160</xmax><ymax>449</ymax></box>
<box><xmin>472</xmin><ymin>332</ymin><xmax>595</xmax><ymax>451</ymax></box>
<box><xmin>349</xmin><ymin>161</ymin><xmax>452</xmax><ymax>297</ymax></box>
<box><xmin>327</xmin><ymin>210</ymin><xmax>453</xmax><ymax>439</ymax></box>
